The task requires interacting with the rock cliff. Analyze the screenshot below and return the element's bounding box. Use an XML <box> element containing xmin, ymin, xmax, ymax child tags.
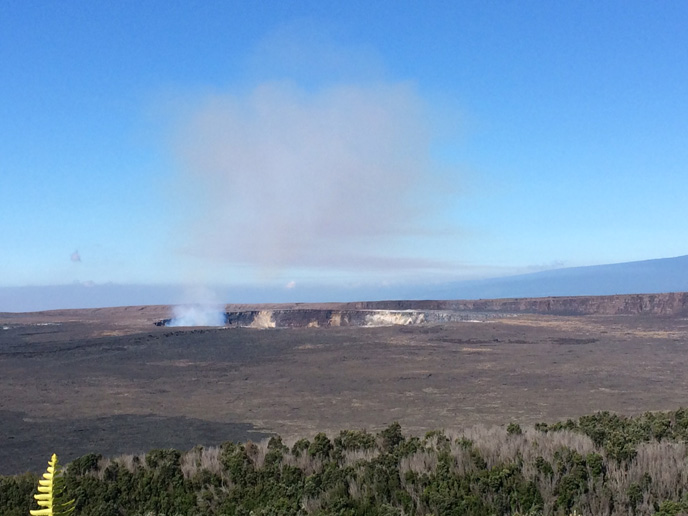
<box><xmin>347</xmin><ymin>291</ymin><xmax>688</xmax><ymax>316</ymax></box>
<box><xmin>155</xmin><ymin>292</ymin><xmax>688</xmax><ymax>327</ymax></box>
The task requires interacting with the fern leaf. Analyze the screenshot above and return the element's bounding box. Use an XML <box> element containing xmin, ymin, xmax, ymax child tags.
<box><xmin>30</xmin><ymin>454</ymin><xmax>75</xmax><ymax>516</ymax></box>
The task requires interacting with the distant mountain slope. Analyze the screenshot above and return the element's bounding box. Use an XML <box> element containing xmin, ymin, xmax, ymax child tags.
<box><xmin>432</xmin><ymin>254</ymin><xmax>688</xmax><ymax>300</ymax></box>
<box><xmin>2</xmin><ymin>255</ymin><xmax>687</xmax><ymax>312</ymax></box>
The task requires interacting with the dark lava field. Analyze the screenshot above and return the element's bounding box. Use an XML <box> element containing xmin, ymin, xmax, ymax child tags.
<box><xmin>2</xmin><ymin>298</ymin><xmax>688</xmax><ymax>475</ymax></box>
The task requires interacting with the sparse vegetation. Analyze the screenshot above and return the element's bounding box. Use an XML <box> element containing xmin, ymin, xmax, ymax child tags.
<box><xmin>4</xmin><ymin>410</ymin><xmax>688</xmax><ymax>515</ymax></box>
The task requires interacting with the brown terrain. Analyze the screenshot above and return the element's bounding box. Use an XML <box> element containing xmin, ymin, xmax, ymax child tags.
<box><xmin>2</xmin><ymin>292</ymin><xmax>688</xmax><ymax>475</ymax></box>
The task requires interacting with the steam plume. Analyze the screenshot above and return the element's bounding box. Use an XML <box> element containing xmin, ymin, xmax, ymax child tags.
<box><xmin>168</xmin><ymin>304</ymin><xmax>225</xmax><ymax>327</ymax></box>
<box><xmin>171</xmin><ymin>80</ymin><xmax>453</xmax><ymax>278</ymax></box>
<box><xmin>168</xmin><ymin>286</ymin><xmax>225</xmax><ymax>327</ymax></box>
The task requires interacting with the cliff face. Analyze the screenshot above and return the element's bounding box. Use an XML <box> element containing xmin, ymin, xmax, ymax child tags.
<box><xmin>348</xmin><ymin>292</ymin><xmax>688</xmax><ymax>316</ymax></box>
<box><xmin>155</xmin><ymin>292</ymin><xmax>688</xmax><ymax>328</ymax></box>
<box><xmin>157</xmin><ymin>309</ymin><xmax>497</xmax><ymax>328</ymax></box>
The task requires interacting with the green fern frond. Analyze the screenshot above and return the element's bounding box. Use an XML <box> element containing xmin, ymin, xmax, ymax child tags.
<box><xmin>30</xmin><ymin>454</ymin><xmax>75</xmax><ymax>516</ymax></box>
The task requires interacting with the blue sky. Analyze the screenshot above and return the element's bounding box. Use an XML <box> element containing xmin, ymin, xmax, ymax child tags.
<box><xmin>2</xmin><ymin>1</ymin><xmax>687</xmax><ymax>306</ymax></box>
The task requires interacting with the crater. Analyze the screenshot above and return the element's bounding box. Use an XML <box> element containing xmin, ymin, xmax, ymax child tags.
<box><xmin>155</xmin><ymin>309</ymin><xmax>495</xmax><ymax>328</ymax></box>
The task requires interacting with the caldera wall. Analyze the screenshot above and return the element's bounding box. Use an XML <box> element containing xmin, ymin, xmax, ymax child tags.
<box><xmin>154</xmin><ymin>292</ymin><xmax>688</xmax><ymax>327</ymax></box>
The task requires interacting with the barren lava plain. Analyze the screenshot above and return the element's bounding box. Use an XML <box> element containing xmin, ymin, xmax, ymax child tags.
<box><xmin>2</xmin><ymin>298</ymin><xmax>688</xmax><ymax>475</ymax></box>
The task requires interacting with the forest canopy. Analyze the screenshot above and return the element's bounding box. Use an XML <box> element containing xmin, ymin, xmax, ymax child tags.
<box><xmin>3</xmin><ymin>409</ymin><xmax>688</xmax><ymax>516</ymax></box>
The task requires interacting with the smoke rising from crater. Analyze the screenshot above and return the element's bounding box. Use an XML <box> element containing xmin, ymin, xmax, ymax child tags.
<box><xmin>171</xmin><ymin>80</ymin><xmax>455</xmax><ymax>278</ymax></box>
<box><xmin>168</xmin><ymin>304</ymin><xmax>225</xmax><ymax>327</ymax></box>
<box><xmin>168</xmin><ymin>286</ymin><xmax>225</xmax><ymax>327</ymax></box>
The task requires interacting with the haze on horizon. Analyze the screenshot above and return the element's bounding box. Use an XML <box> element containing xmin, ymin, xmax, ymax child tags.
<box><xmin>2</xmin><ymin>2</ymin><xmax>688</xmax><ymax>311</ymax></box>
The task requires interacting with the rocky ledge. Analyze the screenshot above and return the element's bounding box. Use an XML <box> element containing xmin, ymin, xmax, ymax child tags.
<box><xmin>155</xmin><ymin>292</ymin><xmax>688</xmax><ymax>328</ymax></box>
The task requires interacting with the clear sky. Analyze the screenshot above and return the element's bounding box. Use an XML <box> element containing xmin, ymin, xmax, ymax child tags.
<box><xmin>2</xmin><ymin>1</ymin><xmax>687</xmax><ymax>302</ymax></box>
